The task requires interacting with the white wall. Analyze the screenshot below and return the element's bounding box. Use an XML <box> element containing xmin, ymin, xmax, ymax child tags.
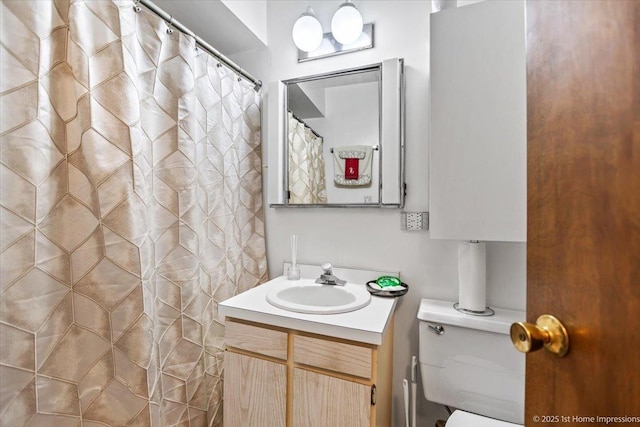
<box><xmin>231</xmin><ymin>1</ymin><xmax>526</xmax><ymax>426</ymax></box>
<box><xmin>307</xmin><ymin>82</ymin><xmax>380</xmax><ymax>204</ymax></box>
<box><xmin>220</xmin><ymin>0</ymin><xmax>268</xmax><ymax>45</ymax></box>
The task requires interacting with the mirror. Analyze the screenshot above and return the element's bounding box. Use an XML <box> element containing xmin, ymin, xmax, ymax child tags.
<box><xmin>267</xmin><ymin>58</ymin><xmax>405</xmax><ymax>207</ymax></box>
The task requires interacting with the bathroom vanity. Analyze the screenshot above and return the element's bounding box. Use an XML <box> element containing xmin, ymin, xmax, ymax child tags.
<box><xmin>219</xmin><ymin>265</ymin><xmax>397</xmax><ymax>427</ymax></box>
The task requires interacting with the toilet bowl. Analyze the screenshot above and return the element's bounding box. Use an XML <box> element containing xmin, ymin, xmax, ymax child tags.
<box><xmin>417</xmin><ymin>298</ymin><xmax>526</xmax><ymax>426</ymax></box>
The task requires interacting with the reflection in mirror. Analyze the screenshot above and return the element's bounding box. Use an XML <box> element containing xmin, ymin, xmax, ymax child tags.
<box><xmin>286</xmin><ymin>67</ymin><xmax>381</xmax><ymax>205</ymax></box>
<box><xmin>288</xmin><ymin>111</ymin><xmax>328</xmax><ymax>203</ymax></box>
<box><xmin>267</xmin><ymin>58</ymin><xmax>404</xmax><ymax>207</ymax></box>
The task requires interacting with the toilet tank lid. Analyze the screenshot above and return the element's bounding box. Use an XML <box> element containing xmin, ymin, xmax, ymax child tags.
<box><xmin>417</xmin><ymin>298</ymin><xmax>525</xmax><ymax>335</ymax></box>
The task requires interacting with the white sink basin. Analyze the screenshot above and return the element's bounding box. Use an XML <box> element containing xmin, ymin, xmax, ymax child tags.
<box><xmin>266</xmin><ymin>279</ymin><xmax>371</xmax><ymax>314</ymax></box>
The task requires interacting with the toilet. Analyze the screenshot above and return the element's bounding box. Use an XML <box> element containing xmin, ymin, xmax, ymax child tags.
<box><xmin>417</xmin><ymin>298</ymin><xmax>525</xmax><ymax>426</ymax></box>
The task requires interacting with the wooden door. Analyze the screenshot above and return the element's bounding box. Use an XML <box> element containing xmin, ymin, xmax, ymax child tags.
<box><xmin>224</xmin><ymin>352</ymin><xmax>287</xmax><ymax>427</ymax></box>
<box><xmin>292</xmin><ymin>368</ymin><xmax>371</xmax><ymax>427</ymax></box>
<box><xmin>526</xmin><ymin>0</ymin><xmax>640</xmax><ymax>424</ymax></box>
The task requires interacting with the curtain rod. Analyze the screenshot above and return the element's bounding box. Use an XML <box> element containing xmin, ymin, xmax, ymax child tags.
<box><xmin>290</xmin><ymin>112</ymin><xmax>322</xmax><ymax>139</ymax></box>
<box><xmin>137</xmin><ymin>0</ymin><xmax>263</xmax><ymax>92</ymax></box>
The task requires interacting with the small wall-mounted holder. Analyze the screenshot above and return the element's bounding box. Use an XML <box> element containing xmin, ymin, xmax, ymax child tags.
<box><xmin>298</xmin><ymin>23</ymin><xmax>374</xmax><ymax>63</ymax></box>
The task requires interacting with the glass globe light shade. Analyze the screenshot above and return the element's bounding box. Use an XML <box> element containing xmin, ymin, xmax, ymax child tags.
<box><xmin>331</xmin><ymin>2</ymin><xmax>364</xmax><ymax>45</ymax></box>
<box><xmin>292</xmin><ymin>10</ymin><xmax>323</xmax><ymax>52</ymax></box>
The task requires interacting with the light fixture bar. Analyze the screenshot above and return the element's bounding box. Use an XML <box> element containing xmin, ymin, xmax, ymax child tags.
<box><xmin>297</xmin><ymin>23</ymin><xmax>374</xmax><ymax>63</ymax></box>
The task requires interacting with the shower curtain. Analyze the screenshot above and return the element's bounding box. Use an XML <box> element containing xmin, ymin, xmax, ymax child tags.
<box><xmin>287</xmin><ymin>112</ymin><xmax>327</xmax><ymax>204</ymax></box>
<box><xmin>0</xmin><ymin>1</ymin><xmax>267</xmax><ymax>426</ymax></box>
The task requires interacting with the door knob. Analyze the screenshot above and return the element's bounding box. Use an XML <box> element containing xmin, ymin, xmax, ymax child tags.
<box><xmin>510</xmin><ymin>314</ymin><xmax>570</xmax><ymax>357</ymax></box>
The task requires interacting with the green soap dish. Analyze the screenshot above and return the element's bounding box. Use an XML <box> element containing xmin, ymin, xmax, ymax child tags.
<box><xmin>376</xmin><ymin>276</ymin><xmax>402</xmax><ymax>288</ymax></box>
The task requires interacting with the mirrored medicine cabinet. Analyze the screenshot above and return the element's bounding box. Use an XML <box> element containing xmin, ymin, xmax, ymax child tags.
<box><xmin>267</xmin><ymin>58</ymin><xmax>405</xmax><ymax>207</ymax></box>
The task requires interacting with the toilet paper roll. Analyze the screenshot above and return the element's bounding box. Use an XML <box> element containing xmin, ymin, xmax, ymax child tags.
<box><xmin>458</xmin><ymin>241</ymin><xmax>486</xmax><ymax>312</ymax></box>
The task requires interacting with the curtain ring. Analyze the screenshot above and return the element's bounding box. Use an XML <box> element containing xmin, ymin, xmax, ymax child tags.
<box><xmin>166</xmin><ymin>16</ymin><xmax>174</xmax><ymax>34</ymax></box>
<box><xmin>133</xmin><ymin>0</ymin><xmax>141</xmax><ymax>13</ymax></box>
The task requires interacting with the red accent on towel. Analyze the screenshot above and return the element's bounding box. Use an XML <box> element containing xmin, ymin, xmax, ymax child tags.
<box><xmin>345</xmin><ymin>158</ymin><xmax>359</xmax><ymax>180</ymax></box>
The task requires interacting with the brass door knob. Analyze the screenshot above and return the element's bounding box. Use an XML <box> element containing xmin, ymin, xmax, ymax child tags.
<box><xmin>510</xmin><ymin>314</ymin><xmax>570</xmax><ymax>357</ymax></box>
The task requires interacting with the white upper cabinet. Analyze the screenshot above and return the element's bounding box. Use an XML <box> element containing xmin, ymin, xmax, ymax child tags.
<box><xmin>429</xmin><ymin>1</ymin><xmax>526</xmax><ymax>242</ymax></box>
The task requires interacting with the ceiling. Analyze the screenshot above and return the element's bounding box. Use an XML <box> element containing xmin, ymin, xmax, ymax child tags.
<box><xmin>150</xmin><ymin>0</ymin><xmax>266</xmax><ymax>55</ymax></box>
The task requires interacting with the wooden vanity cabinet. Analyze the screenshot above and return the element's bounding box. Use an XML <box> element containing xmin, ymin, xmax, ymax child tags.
<box><xmin>223</xmin><ymin>318</ymin><xmax>394</xmax><ymax>427</ymax></box>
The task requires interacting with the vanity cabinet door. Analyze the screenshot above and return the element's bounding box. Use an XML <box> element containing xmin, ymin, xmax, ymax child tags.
<box><xmin>224</xmin><ymin>352</ymin><xmax>287</xmax><ymax>427</ymax></box>
<box><xmin>292</xmin><ymin>368</ymin><xmax>371</xmax><ymax>427</ymax></box>
<box><xmin>429</xmin><ymin>0</ymin><xmax>526</xmax><ymax>242</ymax></box>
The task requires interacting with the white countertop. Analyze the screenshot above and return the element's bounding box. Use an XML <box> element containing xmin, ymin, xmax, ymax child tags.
<box><xmin>219</xmin><ymin>267</ymin><xmax>398</xmax><ymax>345</ymax></box>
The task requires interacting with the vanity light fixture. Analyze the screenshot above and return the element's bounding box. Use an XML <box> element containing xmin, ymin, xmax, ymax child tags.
<box><xmin>292</xmin><ymin>7</ymin><xmax>323</xmax><ymax>52</ymax></box>
<box><xmin>331</xmin><ymin>1</ymin><xmax>364</xmax><ymax>45</ymax></box>
<box><xmin>293</xmin><ymin>1</ymin><xmax>373</xmax><ymax>62</ymax></box>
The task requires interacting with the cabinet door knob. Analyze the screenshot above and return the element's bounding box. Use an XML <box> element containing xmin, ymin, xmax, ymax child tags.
<box><xmin>510</xmin><ymin>314</ymin><xmax>570</xmax><ymax>357</ymax></box>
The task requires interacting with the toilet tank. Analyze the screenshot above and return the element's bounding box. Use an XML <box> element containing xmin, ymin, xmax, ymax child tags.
<box><xmin>417</xmin><ymin>299</ymin><xmax>525</xmax><ymax>425</ymax></box>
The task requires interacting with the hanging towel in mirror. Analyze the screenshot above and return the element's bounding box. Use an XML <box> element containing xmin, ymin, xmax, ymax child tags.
<box><xmin>333</xmin><ymin>145</ymin><xmax>373</xmax><ymax>186</ymax></box>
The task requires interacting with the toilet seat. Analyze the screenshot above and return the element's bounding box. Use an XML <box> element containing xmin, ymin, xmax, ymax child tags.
<box><xmin>446</xmin><ymin>410</ymin><xmax>523</xmax><ymax>427</ymax></box>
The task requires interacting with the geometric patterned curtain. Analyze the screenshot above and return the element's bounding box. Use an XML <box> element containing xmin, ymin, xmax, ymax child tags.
<box><xmin>0</xmin><ymin>1</ymin><xmax>267</xmax><ymax>426</ymax></box>
<box><xmin>287</xmin><ymin>112</ymin><xmax>327</xmax><ymax>204</ymax></box>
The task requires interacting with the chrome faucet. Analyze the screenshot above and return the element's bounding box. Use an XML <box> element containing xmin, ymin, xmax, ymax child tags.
<box><xmin>315</xmin><ymin>263</ymin><xmax>346</xmax><ymax>286</ymax></box>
